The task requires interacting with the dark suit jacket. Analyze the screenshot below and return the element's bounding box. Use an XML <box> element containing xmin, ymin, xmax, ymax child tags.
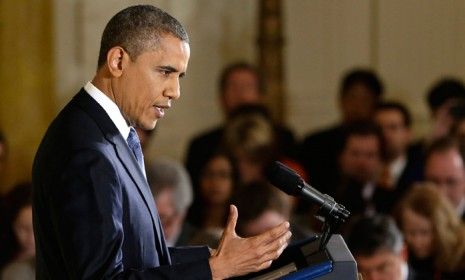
<box><xmin>32</xmin><ymin>89</ymin><xmax>212</xmax><ymax>279</ymax></box>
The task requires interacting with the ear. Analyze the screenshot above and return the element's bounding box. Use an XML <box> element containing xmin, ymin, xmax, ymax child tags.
<box><xmin>106</xmin><ymin>47</ymin><xmax>127</xmax><ymax>77</ymax></box>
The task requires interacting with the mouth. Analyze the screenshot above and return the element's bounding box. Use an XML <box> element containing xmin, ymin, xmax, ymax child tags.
<box><xmin>153</xmin><ymin>104</ymin><xmax>170</xmax><ymax>118</ymax></box>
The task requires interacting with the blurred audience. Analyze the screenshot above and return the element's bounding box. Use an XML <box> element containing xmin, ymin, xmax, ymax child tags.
<box><xmin>335</xmin><ymin>121</ymin><xmax>384</xmax><ymax>217</ymax></box>
<box><xmin>233</xmin><ymin>181</ymin><xmax>310</xmax><ymax>241</ymax></box>
<box><xmin>373</xmin><ymin>101</ymin><xmax>423</xmax><ymax>213</ymax></box>
<box><xmin>185</xmin><ymin>62</ymin><xmax>296</xmax><ymax>197</ymax></box>
<box><xmin>396</xmin><ymin>183</ymin><xmax>465</xmax><ymax>279</ymax></box>
<box><xmin>424</xmin><ymin>136</ymin><xmax>465</xmax><ymax>221</ymax></box>
<box><xmin>186</xmin><ymin>151</ymin><xmax>237</xmax><ymax>247</ymax></box>
<box><xmin>300</xmin><ymin>68</ymin><xmax>384</xmax><ymax>195</ymax></box>
<box><xmin>146</xmin><ymin>158</ymin><xmax>194</xmax><ymax>246</ymax></box>
<box><xmin>347</xmin><ymin>215</ymin><xmax>414</xmax><ymax>280</ymax></box>
<box><xmin>0</xmin><ymin>183</ymin><xmax>35</xmax><ymax>280</ymax></box>
<box><xmin>410</xmin><ymin>78</ymin><xmax>465</xmax><ymax>160</ymax></box>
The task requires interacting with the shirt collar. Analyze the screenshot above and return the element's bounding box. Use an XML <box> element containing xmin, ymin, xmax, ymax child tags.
<box><xmin>84</xmin><ymin>81</ymin><xmax>131</xmax><ymax>140</ymax></box>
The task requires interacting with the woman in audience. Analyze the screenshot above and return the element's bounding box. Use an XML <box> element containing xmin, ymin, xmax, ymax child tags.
<box><xmin>186</xmin><ymin>151</ymin><xmax>238</xmax><ymax>247</ymax></box>
<box><xmin>0</xmin><ymin>182</ymin><xmax>35</xmax><ymax>280</ymax></box>
<box><xmin>396</xmin><ymin>183</ymin><xmax>465</xmax><ymax>279</ymax></box>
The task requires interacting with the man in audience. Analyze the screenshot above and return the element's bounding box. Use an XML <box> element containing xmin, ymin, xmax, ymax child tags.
<box><xmin>373</xmin><ymin>102</ymin><xmax>423</xmax><ymax>213</ymax></box>
<box><xmin>300</xmin><ymin>69</ymin><xmax>384</xmax><ymax>194</ymax></box>
<box><xmin>234</xmin><ymin>181</ymin><xmax>309</xmax><ymax>241</ymax></box>
<box><xmin>336</xmin><ymin>121</ymin><xmax>384</xmax><ymax>217</ymax></box>
<box><xmin>424</xmin><ymin>137</ymin><xmax>465</xmax><ymax>221</ymax></box>
<box><xmin>185</xmin><ymin>62</ymin><xmax>295</xmax><ymax>191</ymax></box>
<box><xmin>146</xmin><ymin>159</ymin><xmax>195</xmax><ymax>246</ymax></box>
<box><xmin>347</xmin><ymin>215</ymin><xmax>416</xmax><ymax>280</ymax></box>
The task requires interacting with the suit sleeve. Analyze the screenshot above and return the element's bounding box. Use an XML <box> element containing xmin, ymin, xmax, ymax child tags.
<box><xmin>48</xmin><ymin>148</ymin><xmax>212</xmax><ymax>279</ymax></box>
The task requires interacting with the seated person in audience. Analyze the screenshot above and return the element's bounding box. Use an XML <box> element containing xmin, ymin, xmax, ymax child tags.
<box><xmin>222</xmin><ymin>104</ymin><xmax>306</xmax><ymax>185</ymax></box>
<box><xmin>335</xmin><ymin>121</ymin><xmax>385</xmax><ymax>217</ymax></box>
<box><xmin>146</xmin><ymin>158</ymin><xmax>195</xmax><ymax>246</ymax></box>
<box><xmin>373</xmin><ymin>101</ymin><xmax>423</xmax><ymax>213</ymax></box>
<box><xmin>185</xmin><ymin>62</ymin><xmax>295</xmax><ymax>195</ymax></box>
<box><xmin>186</xmin><ymin>151</ymin><xmax>237</xmax><ymax>248</ymax></box>
<box><xmin>300</xmin><ymin>68</ymin><xmax>384</xmax><ymax>194</ymax></box>
<box><xmin>347</xmin><ymin>215</ymin><xmax>416</xmax><ymax>280</ymax></box>
<box><xmin>424</xmin><ymin>136</ymin><xmax>465</xmax><ymax>221</ymax></box>
<box><xmin>0</xmin><ymin>183</ymin><xmax>35</xmax><ymax>280</ymax></box>
<box><xmin>233</xmin><ymin>181</ymin><xmax>310</xmax><ymax>241</ymax></box>
<box><xmin>411</xmin><ymin>78</ymin><xmax>465</xmax><ymax>158</ymax></box>
<box><xmin>449</xmin><ymin>100</ymin><xmax>465</xmax><ymax>143</ymax></box>
<box><xmin>396</xmin><ymin>183</ymin><xmax>465</xmax><ymax>279</ymax></box>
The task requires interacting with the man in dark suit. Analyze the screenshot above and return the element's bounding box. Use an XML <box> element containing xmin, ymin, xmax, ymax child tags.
<box><xmin>299</xmin><ymin>69</ymin><xmax>384</xmax><ymax>196</ymax></box>
<box><xmin>373</xmin><ymin>102</ymin><xmax>423</xmax><ymax>214</ymax></box>
<box><xmin>32</xmin><ymin>5</ymin><xmax>291</xmax><ymax>279</ymax></box>
<box><xmin>347</xmin><ymin>215</ymin><xmax>419</xmax><ymax>280</ymax></box>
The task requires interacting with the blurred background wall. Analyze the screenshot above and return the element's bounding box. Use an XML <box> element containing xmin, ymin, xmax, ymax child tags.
<box><xmin>1</xmin><ymin>0</ymin><xmax>465</xmax><ymax>192</ymax></box>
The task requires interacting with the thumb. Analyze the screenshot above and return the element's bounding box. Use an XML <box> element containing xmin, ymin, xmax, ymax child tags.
<box><xmin>225</xmin><ymin>204</ymin><xmax>238</xmax><ymax>235</ymax></box>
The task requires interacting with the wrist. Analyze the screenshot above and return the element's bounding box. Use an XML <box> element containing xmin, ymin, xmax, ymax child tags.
<box><xmin>209</xmin><ymin>255</ymin><xmax>227</xmax><ymax>280</ymax></box>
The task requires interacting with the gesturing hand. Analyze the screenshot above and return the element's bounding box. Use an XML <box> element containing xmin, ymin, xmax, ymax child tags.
<box><xmin>209</xmin><ymin>205</ymin><xmax>292</xmax><ymax>279</ymax></box>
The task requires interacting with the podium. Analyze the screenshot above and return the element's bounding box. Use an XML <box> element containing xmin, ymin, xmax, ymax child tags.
<box><xmin>234</xmin><ymin>234</ymin><xmax>358</xmax><ymax>280</ymax></box>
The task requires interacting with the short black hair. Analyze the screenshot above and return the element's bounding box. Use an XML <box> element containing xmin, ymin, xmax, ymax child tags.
<box><xmin>340</xmin><ymin>68</ymin><xmax>384</xmax><ymax>99</ymax></box>
<box><xmin>375</xmin><ymin>101</ymin><xmax>412</xmax><ymax>128</ymax></box>
<box><xmin>219</xmin><ymin>62</ymin><xmax>261</xmax><ymax>95</ymax></box>
<box><xmin>347</xmin><ymin>215</ymin><xmax>403</xmax><ymax>257</ymax></box>
<box><xmin>427</xmin><ymin>78</ymin><xmax>465</xmax><ymax>113</ymax></box>
<box><xmin>233</xmin><ymin>181</ymin><xmax>286</xmax><ymax>235</ymax></box>
<box><xmin>340</xmin><ymin>121</ymin><xmax>385</xmax><ymax>156</ymax></box>
<box><xmin>97</xmin><ymin>5</ymin><xmax>189</xmax><ymax>68</ymax></box>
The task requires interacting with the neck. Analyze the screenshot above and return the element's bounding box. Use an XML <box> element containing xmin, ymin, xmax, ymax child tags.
<box><xmin>91</xmin><ymin>70</ymin><xmax>116</xmax><ymax>104</ymax></box>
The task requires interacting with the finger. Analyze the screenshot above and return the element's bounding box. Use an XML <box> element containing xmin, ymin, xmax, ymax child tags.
<box><xmin>259</xmin><ymin>231</ymin><xmax>291</xmax><ymax>258</ymax></box>
<box><xmin>254</xmin><ymin>260</ymin><xmax>273</xmax><ymax>272</ymax></box>
<box><xmin>224</xmin><ymin>204</ymin><xmax>238</xmax><ymax>235</ymax></box>
<box><xmin>256</xmin><ymin>221</ymin><xmax>290</xmax><ymax>245</ymax></box>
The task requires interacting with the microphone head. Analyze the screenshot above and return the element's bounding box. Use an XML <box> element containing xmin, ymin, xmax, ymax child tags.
<box><xmin>265</xmin><ymin>161</ymin><xmax>304</xmax><ymax>196</ymax></box>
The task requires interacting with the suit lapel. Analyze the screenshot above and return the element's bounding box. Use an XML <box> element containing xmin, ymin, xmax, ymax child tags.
<box><xmin>72</xmin><ymin>89</ymin><xmax>165</xmax><ymax>252</ymax></box>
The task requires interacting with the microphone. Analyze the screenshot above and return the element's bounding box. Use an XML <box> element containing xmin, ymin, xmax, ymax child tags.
<box><xmin>265</xmin><ymin>161</ymin><xmax>350</xmax><ymax>222</ymax></box>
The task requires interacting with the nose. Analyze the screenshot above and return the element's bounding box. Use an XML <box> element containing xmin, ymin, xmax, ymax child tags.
<box><xmin>165</xmin><ymin>78</ymin><xmax>181</xmax><ymax>100</ymax></box>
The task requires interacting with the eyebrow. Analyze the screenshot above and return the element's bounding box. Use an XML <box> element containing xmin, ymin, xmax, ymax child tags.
<box><xmin>158</xmin><ymin>66</ymin><xmax>186</xmax><ymax>78</ymax></box>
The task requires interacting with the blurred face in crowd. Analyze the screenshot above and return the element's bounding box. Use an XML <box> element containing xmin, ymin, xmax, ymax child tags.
<box><xmin>200</xmin><ymin>155</ymin><xmax>233</xmax><ymax>205</ymax></box>
<box><xmin>241</xmin><ymin>210</ymin><xmax>285</xmax><ymax>237</ymax></box>
<box><xmin>401</xmin><ymin>208</ymin><xmax>433</xmax><ymax>259</ymax></box>
<box><xmin>356</xmin><ymin>249</ymin><xmax>405</xmax><ymax>280</ymax></box>
<box><xmin>425</xmin><ymin>148</ymin><xmax>465</xmax><ymax>208</ymax></box>
<box><xmin>221</xmin><ymin>69</ymin><xmax>261</xmax><ymax>115</ymax></box>
<box><xmin>340</xmin><ymin>134</ymin><xmax>382</xmax><ymax>184</ymax></box>
<box><xmin>14</xmin><ymin>205</ymin><xmax>35</xmax><ymax>260</ymax></box>
<box><xmin>154</xmin><ymin>188</ymin><xmax>183</xmax><ymax>242</ymax></box>
<box><xmin>340</xmin><ymin>83</ymin><xmax>377</xmax><ymax>123</ymax></box>
<box><xmin>374</xmin><ymin>109</ymin><xmax>411</xmax><ymax>161</ymax></box>
<box><xmin>103</xmin><ymin>35</ymin><xmax>190</xmax><ymax>130</ymax></box>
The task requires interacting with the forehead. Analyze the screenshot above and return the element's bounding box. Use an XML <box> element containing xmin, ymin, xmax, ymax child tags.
<box><xmin>375</xmin><ymin>109</ymin><xmax>403</xmax><ymax>122</ymax></box>
<box><xmin>346</xmin><ymin>134</ymin><xmax>379</xmax><ymax>149</ymax></box>
<box><xmin>137</xmin><ymin>35</ymin><xmax>190</xmax><ymax>66</ymax></box>
<box><xmin>356</xmin><ymin>250</ymin><xmax>399</xmax><ymax>268</ymax></box>
<box><xmin>426</xmin><ymin>149</ymin><xmax>464</xmax><ymax>172</ymax></box>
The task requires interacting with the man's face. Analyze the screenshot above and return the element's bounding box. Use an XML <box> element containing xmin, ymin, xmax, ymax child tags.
<box><xmin>340</xmin><ymin>83</ymin><xmax>377</xmax><ymax>123</ymax></box>
<box><xmin>425</xmin><ymin>148</ymin><xmax>465</xmax><ymax>208</ymax></box>
<box><xmin>356</xmin><ymin>250</ymin><xmax>404</xmax><ymax>280</ymax></box>
<box><xmin>155</xmin><ymin>188</ymin><xmax>183</xmax><ymax>241</ymax></box>
<box><xmin>221</xmin><ymin>69</ymin><xmax>261</xmax><ymax>114</ymax></box>
<box><xmin>374</xmin><ymin>109</ymin><xmax>411</xmax><ymax>160</ymax></box>
<box><xmin>340</xmin><ymin>135</ymin><xmax>382</xmax><ymax>184</ymax></box>
<box><xmin>113</xmin><ymin>35</ymin><xmax>190</xmax><ymax>130</ymax></box>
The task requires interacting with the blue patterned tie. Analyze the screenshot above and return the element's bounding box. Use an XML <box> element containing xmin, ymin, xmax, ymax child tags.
<box><xmin>127</xmin><ymin>127</ymin><xmax>145</xmax><ymax>173</ymax></box>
